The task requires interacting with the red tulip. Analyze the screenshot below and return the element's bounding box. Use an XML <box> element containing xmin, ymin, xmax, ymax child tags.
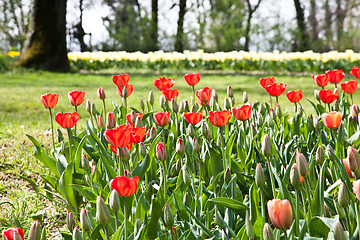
<box><xmin>2</xmin><ymin>228</ymin><xmax>24</xmax><ymax>240</ymax></box>
<box><xmin>117</xmin><ymin>84</ymin><xmax>133</xmax><ymax>97</ymax></box>
<box><xmin>68</xmin><ymin>90</ymin><xmax>85</xmax><ymax>106</ymax></box>
<box><xmin>184</xmin><ymin>112</ymin><xmax>203</xmax><ymax>125</ymax></box>
<box><xmin>153</xmin><ymin>112</ymin><xmax>171</xmax><ymax>127</ymax></box>
<box><xmin>156</xmin><ymin>142</ymin><xmax>167</xmax><ymax>161</ymax></box>
<box><xmin>163</xmin><ymin>89</ymin><xmax>179</xmax><ymax>101</ymax></box>
<box><xmin>113</xmin><ymin>74</ymin><xmax>130</xmax><ymax>88</ymax></box>
<box><xmin>126</xmin><ymin>112</ymin><xmax>143</xmax><ymax>125</ymax></box>
<box><xmin>321</xmin><ymin>112</ymin><xmax>342</xmax><ymax>129</ymax></box>
<box><xmin>318</xmin><ymin>89</ymin><xmax>339</xmax><ymax>103</ymax></box>
<box><xmin>110</xmin><ymin>142</ymin><xmax>132</xmax><ymax>154</ymax></box>
<box><xmin>267</xmin><ymin>199</ymin><xmax>293</xmax><ymax>230</ymax></box>
<box><xmin>312</xmin><ymin>73</ymin><xmax>329</xmax><ymax>87</ymax></box>
<box><xmin>184</xmin><ymin>73</ymin><xmax>201</xmax><ymax>86</ymax></box>
<box><xmin>326</xmin><ymin>69</ymin><xmax>344</xmax><ymax>84</ymax></box>
<box><xmin>110</xmin><ymin>176</ymin><xmax>139</xmax><ymax>197</ymax></box>
<box><xmin>98</xmin><ymin>87</ymin><xmax>106</xmax><ymax>100</ymax></box>
<box><xmin>341</xmin><ymin>80</ymin><xmax>358</xmax><ymax>94</ymax></box>
<box><xmin>41</xmin><ymin>93</ymin><xmax>59</xmax><ymax>109</ymax></box>
<box><xmin>285</xmin><ymin>90</ymin><xmax>303</xmax><ymax>103</ymax></box>
<box><xmin>264</xmin><ymin>83</ymin><xmax>286</xmax><ymax>97</ymax></box>
<box><xmin>259</xmin><ymin>77</ymin><xmax>276</xmax><ymax>88</ymax></box>
<box><xmin>55</xmin><ymin>112</ymin><xmax>80</xmax><ymax>129</ymax></box>
<box><xmin>232</xmin><ymin>104</ymin><xmax>251</xmax><ymax>121</ymax></box>
<box><xmin>350</xmin><ymin>66</ymin><xmax>360</xmax><ymax>79</ymax></box>
<box><xmin>105</xmin><ymin>124</ymin><xmax>133</xmax><ymax>148</ymax></box>
<box><xmin>131</xmin><ymin>127</ymin><xmax>149</xmax><ymax>143</ymax></box>
<box><xmin>208</xmin><ymin>110</ymin><xmax>231</xmax><ymax>127</ymax></box>
<box><xmin>154</xmin><ymin>77</ymin><xmax>175</xmax><ymax>91</ymax></box>
<box><xmin>196</xmin><ymin>87</ymin><xmax>211</xmax><ymax>106</ymax></box>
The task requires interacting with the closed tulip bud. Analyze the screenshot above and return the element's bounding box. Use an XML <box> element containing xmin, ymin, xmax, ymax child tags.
<box><xmin>186</xmin><ymin>124</ymin><xmax>194</xmax><ymax>138</ymax></box>
<box><xmin>338</xmin><ymin>182</ymin><xmax>349</xmax><ymax>207</ymax></box>
<box><xmin>164</xmin><ymin>204</ymin><xmax>174</xmax><ymax>228</ymax></box>
<box><xmin>255</xmin><ymin>163</ymin><xmax>265</xmax><ymax>188</ymax></box>
<box><xmin>184</xmin><ymin>192</ymin><xmax>192</xmax><ymax>207</ymax></box>
<box><xmin>172</xmin><ymin>227</ymin><xmax>178</xmax><ymax>240</ymax></box>
<box><xmin>66</xmin><ymin>212</ymin><xmax>75</xmax><ymax>232</ymax></box>
<box><xmin>140</xmin><ymin>142</ymin><xmax>147</xmax><ymax>157</ymax></box>
<box><xmin>267</xmin><ymin>115</ymin><xmax>274</xmax><ymax>127</ymax></box>
<box><xmin>98</xmin><ymin>87</ymin><xmax>106</xmax><ymax>100</ymax></box>
<box><xmin>326</xmin><ymin>144</ymin><xmax>335</xmax><ymax>160</ymax></box>
<box><xmin>224</xmin><ymin>97</ymin><xmax>231</xmax><ymax>110</ymax></box>
<box><xmin>230</xmin><ymin>96</ymin><xmax>235</xmax><ymax>106</ymax></box>
<box><xmin>290</xmin><ymin>164</ymin><xmax>301</xmax><ymax>189</ymax></box>
<box><xmin>262</xmin><ymin>134</ymin><xmax>272</xmax><ymax>157</ymax></box>
<box><xmin>224</xmin><ymin>168</ymin><xmax>231</xmax><ymax>184</ymax></box>
<box><xmin>243</xmin><ymin>91</ymin><xmax>248</xmax><ymax>103</ymax></box>
<box><xmin>227</xmin><ymin>85</ymin><xmax>233</xmax><ymax>98</ymax></box>
<box><xmin>245</xmin><ymin>211</ymin><xmax>254</xmax><ymax>239</ymax></box>
<box><xmin>297</xmin><ymin>103</ymin><xmax>303</xmax><ymax>116</ymax></box>
<box><xmin>150</xmin><ymin>126</ymin><xmax>157</xmax><ymax>139</ymax></box>
<box><xmin>171</xmin><ymin>163</ymin><xmax>179</xmax><ymax>176</ymax></box>
<box><xmin>80</xmin><ymin>208</ymin><xmax>91</xmax><ymax>232</ymax></box>
<box><xmin>179</xmin><ymin>101</ymin><xmax>185</xmax><ymax>113</ymax></box>
<box><xmin>191</xmin><ymin>104</ymin><xmax>197</xmax><ymax>113</ymax></box>
<box><xmin>316</xmin><ymin>146</ymin><xmax>325</xmax><ymax>165</ymax></box>
<box><xmin>160</xmin><ymin>95</ymin><xmax>166</xmax><ymax>109</ymax></box>
<box><xmin>182</xmin><ymin>167</ymin><xmax>191</xmax><ymax>186</ymax></box>
<box><xmin>156</xmin><ymin>142</ymin><xmax>167</xmax><ymax>161</ymax></box>
<box><xmin>57</xmin><ymin>127</ymin><xmax>64</xmax><ymax>141</ymax></box>
<box><xmin>135</xmin><ymin>116</ymin><xmax>142</xmax><ymax>128</ymax></box>
<box><xmin>91</xmin><ymin>103</ymin><xmax>97</xmax><ymax>116</ymax></box>
<box><xmin>171</xmin><ymin>99</ymin><xmax>178</xmax><ymax>113</ymax></box>
<box><xmin>212</xmin><ymin>89</ymin><xmax>218</xmax><ymax>101</ymax></box>
<box><xmin>81</xmin><ymin>154</ymin><xmax>90</xmax><ymax>170</ymax></box>
<box><xmin>296</xmin><ymin>152</ymin><xmax>309</xmax><ymax>177</ymax></box>
<box><xmin>250</xmin><ymin>124</ymin><xmax>257</xmax><ymax>137</ymax></box>
<box><xmin>263</xmin><ymin>222</ymin><xmax>275</xmax><ymax>240</ymax></box>
<box><xmin>350</xmin><ymin>104</ymin><xmax>359</xmax><ymax>121</ymax></box>
<box><xmin>313</xmin><ymin>115</ymin><xmax>319</xmax><ymax>130</ymax></box>
<box><xmin>184</xmin><ymin>100</ymin><xmax>190</xmax><ymax>112</ymax></box>
<box><xmin>334</xmin><ymin>199</ymin><xmax>345</xmax><ymax>219</ymax></box>
<box><xmin>109</xmin><ymin>189</ymin><xmax>120</xmax><ymax>212</ymax></box>
<box><xmin>72</xmin><ymin>227</ymin><xmax>82</xmax><ymax>240</ymax></box>
<box><xmin>86</xmin><ymin>100</ymin><xmax>91</xmax><ymax>113</ymax></box>
<box><xmin>276</xmin><ymin>104</ymin><xmax>282</xmax><ymax>118</ymax></box>
<box><xmin>130</xmin><ymin>110</ymin><xmax>137</xmax><ymax>125</ymax></box>
<box><xmin>314</xmin><ymin>90</ymin><xmax>320</xmax><ymax>101</ymax></box>
<box><xmin>121</xmin><ymin>147</ymin><xmax>130</xmax><ymax>161</ymax></box>
<box><xmin>201</xmin><ymin>122</ymin><xmax>210</xmax><ymax>139</ymax></box>
<box><xmin>335</xmin><ymin>99</ymin><xmax>340</xmax><ymax>111</ymax></box>
<box><xmin>334</xmin><ymin>222</ymin><xmax>347</xmax><ymax>240</ymax></box>
<box><xmin>148</xmin><ymin>91</ymin><xmax>154</xmax><ymax>105</ymax></box>
<box><xmin>140</xmin><ymin>98</ymin><xmax>145</xmax><ymax>112</ymax></box>
<box><xmin>106</xmin><ymin>112</ymin><xmax>116</xmax><ymax>129</ymax></box>
<box><xmin>215</xmin><ymin>207</ymin><xmax>225</xmax><ymax>229</ymax></box>
<box><xmin>210</xmin><ymin>96</ymin><xmax>216</xmax><ymax>109</ymax></box>
<box><xmin>193</xmin><ymin>138</ymin><xmax>200</xmax><ymax>153</ymax></box>
<box><xmin>324</xmin><ymin>204</ymin><xmax>331</xmax><ymax>218</ymax></box>
<box><xmin>347</xmin><ymin>146</ymin><xmax>360</xmax><ymax>171</ymax></box>
<box><xmin>97</xmin><ymin>115</ymin><xmax>105</xmax><ymax>129</ymax></box>
<box><xmin>257</xmin><ymin>113</ymin><xmax>264</xmax><ymax>126</ymax></box>
<box><xmin>122</xmin><ymin>86</ymin><xmax>128</xmax><ymax>98</ymax></box>
<box><xmin>176</xmin><ymin>138</ymin><xmax>185</xmax><ymax>155</ymax></box>
<box><xmin>258</xmin><ymin>102</ymin><xmax>265</xmax><ymax>114</ymax></box>
<box><xmin>96</xmin><ymin>196</ymin><xmax>111</xmax><ymax>226</ymax></box>
<box><xmin>134</xmin><ymin>218</ymin><xmax>142</xmax><ymax>236</ymax></box>
<box><xmin>28</xmin><ymin>220</ymin><xmax>41</xmax><ymax>240</ymax></box>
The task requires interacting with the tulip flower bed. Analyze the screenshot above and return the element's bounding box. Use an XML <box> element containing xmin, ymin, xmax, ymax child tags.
<box><xmin>3</xmin><ymin>67</ymin><xmax>360</xmax><ymax>239</ymax></box>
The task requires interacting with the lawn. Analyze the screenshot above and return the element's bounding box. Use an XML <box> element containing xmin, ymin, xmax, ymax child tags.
<box><xmin>0</xmin><ymin>70</ymin><xmax>354</xmax><ymax>237</ymax></box>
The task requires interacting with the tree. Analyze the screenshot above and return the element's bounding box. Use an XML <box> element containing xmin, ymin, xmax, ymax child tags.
<box><xmin>175</xmin><ymin>0</ymin><xmax>187</xmax><ymax>52</ymax></box>
<box><xmin>308</xmin><ymin>0</ymin><xmax>319</xmax><ymax>43</ymax></box>
<box><xmin>244</xmin><ymin>0</ymin><xmax>262</xmax><ymax>51</ymax></box>
<box><xmin>73</xmin><ymin>0</ymin><xmax>89</xmax><ymax>52</ymax></box>
<box><xmin>148</xmin><ymin>0</ymin><xmax>158</xmax><ymax>51</ymax></box>
<box><xmin>15</xmin><ymin>0</ymin><xmax>69</xmax><ymax>72</ymax></box>
<box><xmin>293</xmin><ymin>0</ymin><xmax>309</xmax><ymax>51</ymax></box>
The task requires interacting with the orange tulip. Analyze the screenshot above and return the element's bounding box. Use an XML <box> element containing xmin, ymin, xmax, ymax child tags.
<box><xmin>341</xmin><ymin>80</ymin><xmax>358</xmax><ymax>94</ymax></box>
<box><xmin>68</xmin><ymin>90</ymin><xmax>85</xmax><ymax>106</ymax></box>
<box><xmin>153</xmin><ymin>112</ymin><xmax>171</xmax><ymax>127</ymax></box>
<box><xmin>259</xmin><ymin>77</ymin><xmax>276</xmax><ymax>88</ymax></box>
<box><xmin>55</xmin><ymin>112</ymin><xmax>80</xmax><ymax>129</ymax></box>
<box><xmin>350</xmin><ymin>66</ymin><xmax>360</xmax><ymax>79</ymax></box>
<box><xmin>131</xmin><ymin>127</ymin><xmax>149</xmax><ymax>143</ymax></box>
<box><xmin>184</xmin><ymin>73</ymin><xmax>200</xmax><ymax>86</ymax></box>
<box><xmin>113</xmin><ymin>74</ymin><xmax>130</xmax><ymax>88</ymax></box>
<box><xmin>208</xmin><ymin>110</ymin><xmax>231</xmax><ymax>127</ymax></box>
<box><xmin>267</xmin><ymin>199</ymin><xmax>293</xmax><ymax>230</ymax></box>
<box><xmin>41</xmin><ymin>93</ymin><xmax>59</xmax><ymax>109</ymax></box>
<box><xmin>110</xmin><ymin>176</ymin><xmax>139</xmax><ymax>197</ymax></box>
<box><xmin>285</xmin><ymin>90</ymin><xmax>303</xmax><ymax>103</ymax></box>
<box><xmin>105</xmin><ymin>124</ymin><xmax>133</xmax><ymax>148</ymax></box>
<box><xmin>343</xmin><ymin>158</ymin><xmax>354</xmax><ymax>178</ymax></box>
<box><xmin>184</xmin><ymin>112</ymin><xmax>203</xmax><ymax>125</ymax></box>
<box><xmin>196</xmin><ymin>87</ymin><xmax>211</xmax><ymax>106</ymax></box>
<box><xmin>163</xmin><ymin>88</ymin><xmax>179</xmax><ymax>101</ymax></box>
<box><xmin>154</xmin><ymin>77</ymin><xmax>175</xmax><ymax>91</ymax></box>
<box><xmin>353</xmin><ymin>179</ymin><xmax>360</xmax><ymax>201</ymax></box>
<box><xmin>232</xmin><ymin>104</ymin><xmax>251</xmax><ymax>121</ymax></box>
<box><xmin>264</xmin><ymin>83</ymin><xmax>286</xmax><ymax>97</ymax></box>
<box><xmin>312</xmin><ymin>73</ymin><xmax>329</xmax><ymax>87</ymax></box>
<box><xmin>321</xmin><ymin>112</ymin><xmax>342</xmax><ymax>129</ymax></box>
<box><xmin>117</xmin><ymin>84</ymin><xmax>133</xmax><ymax>97</ymax></box>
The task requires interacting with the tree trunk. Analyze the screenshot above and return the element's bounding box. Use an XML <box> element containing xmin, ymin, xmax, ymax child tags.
<box><xmin>74</xmin><ymin>0</ymin><xmax>88</xmax><ymax>52</ymax></box>
<box><xmin>149</xmin><ymin>0</ymin><xmax>158</xmax><ymax>51</ymax></box>
<box><xmin>244</xmin><ymin>0</ymin><xmax>262</xmax><ymax>51</ymax></box>
<box><xmin>324</xmin><ymin>0</ymin><xmax>332</xmax><ymax>50</ymax></box>
<box><xmin>15</xmin><ymin>0</ymin><xmax>69</xmax><ymax>72</ymax></box>
<box><xmin>293</xmin><ymin>0</ymin><xmax>309</xmax><ymax>51</ymax></box>
<box><xmin>175</xmin><ymin>0</ymin><xmax>186</xmax><ymax>52</ymax></box>
<box><xmin>308</xmin><ymin>0</ymin><xmax>318</xmax><ymax>43</ymax></box>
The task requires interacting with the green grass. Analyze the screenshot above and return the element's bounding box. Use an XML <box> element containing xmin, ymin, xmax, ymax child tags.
<box><xmin>0</xmin><ymin>70</ymin><xmax>357</xmax><ymax>236</ymax></box>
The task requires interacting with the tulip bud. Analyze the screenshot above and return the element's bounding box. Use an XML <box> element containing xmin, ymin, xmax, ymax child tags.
<box><xmin>334</xmin><ymin>199</ymin><xmax>345</xmax><ymax>219</ymax></box>
<box><xmin>140</xmin><ymin>142</ymin><xmax>147</xmax><ymax>157</ymax></box>
<box><xmin>134</xmin><ymin>116</ymin><xmax>142</xmax><ymax>128</ymax></box>
<box><xmin>334</xmin><ymin>222</ymin><xmax>347</xmax><ymax>240</ymax></box>
<box><xmin>164</xmin><ymin>204</ymin><xmax>174</xmax><ymax>228</ymax></box>
<box><xmin>96</xmin><ymin>196</ymin><xmax>111</xmax><ymax>226</ymax></box>
<box><xmin>81</xmin><ymin>154</ymin><xmax>90</xmax><ymax>170</ymax></box>
<box><xmin>296</xmin><ymin>152</ymin><xmax>309</xmax><ymax>177</ymax></box>
<box><xmin>91</xmin><ymin>103</ymin><xmax>97</xmax><ymax>116</ymax></box>
<box><xmin>28</xmin><ymin>220</ymin><xmax>41</xmax><ymax>240</ymax></box>
<box><xmin>326</xmin><ymin>144</ymin><xmax>335</xmax><ymax>160</ymax></box>
<box><xmin>184</xmin><ymin>192</ymin><xmax>192</xmax><ymax>207</ymax></box>
<box><xmin>276</xmin><ymin>104</ymin><xmax>282</xmax><ymax>118</ymax></box>
<box><xmin>106</xmin><ymin>112</ymin><xmax>116</xmax><ymax>129</ymax></box>
<box><xmin>171</xmin><ymin>99</ymin><xmax>178</xmax><ymax>113</ymax></box>
<box><xmin>209</xmin><ymin>96</ymin><xmax>216</xmax><ymax>110</ymax></box>
<box><xmin>245</xmin><ymin>211</ymin><xmax>254</xmax><ymax>239</ymax></box>
<box><xmin>227</xmin><ymin>85</ymin><xmax>233</xmax><ymax>98</ymax></box>
<box><xmin>184</xmin><ymin>100</ymin><xmax>190</xmax><ymax>112</ymax></box>
<box><xmin>109</xmin><ymin>189</ymin><xmax>121</xmax><ymax>212</ymax></box>
<box><xmin>86</xmin><ymin>100</ymin><xmax>91</xmax><ymax>113</ymax></box>
<box><xmin>224</xmin><ymin>97</ymin><xmax>231</xmax><ymax>110</ymax></box>
<box><xmin>179</xmin><ymin>101</ymin><xmax>185</xmax><ymax>113</ymax></box>
<box><xmin>193</xmin><ymin>138</ymin><xmax>200</xmax><ymax>153</ymax></box>
<box><xmin>262</xmin><ymin>134</ymin><xmax>272</xmax><ymax>157</ymax></box>
<box><xmin>172</xmin><ymin>227</ymin><xmax>178</xmax><ymax>240</ymax></box>
<box><xmin>347</xmin><ymin>146</ymin><xmax>360</xmax><ymax>172</ymax></box>
<box><xmin>160</xmin><ymin>95</ymin><xmax>166</xmax><ymax>109</ymax></box>
<box><xmin>202</xmin><ymin>122</ymin><xmax>211</xmax><ymax>139</ymax></box>
<box><xmin>97</xmin><ymin>115</ymin><xmax>105</xmax><ymax>129</ymax></box>
<box><xmin>290</xmin><ymin>164</ymin><xmax>301</xmax><ymax>189</ymax></box>
<box><xmin>230</xmin><ymin>96</ymin><xmax>235</xmax><ymax>106</ymax></box>
<box><xmin>72</xmin><ymin>227</ymin><xmax>82</xmax><ymax>240</ymax></box>
<box><xmin>122</xmin><ymin>86</ymin><xmax>128</xmax><ymax>98</ymax></box>
<box><xmin>171</xmin><ymin>162</ymin><xmax>179</xmax><ymax>176</ymax></box>
<box><xmin>148</xmin><ymin>91</ymin><xmax>154</xmax><ymax>105</ymax></box>
<box><xmin>80</xmin><ymin>208</ymin><xmax>91</xmax><ymax>232</ymax></box>
<box><xmin>267</xmin><ymin>115</ymin><xmax>274</xmax><ymax>127</ymax></box>
<box><xmin>243</xmin><ymin>91</ymin><xmax>248</xmax><ymax>103</ymax></box>
<box><xmin>212</xmin><ymin>89</ymin><xmax>218</xmax><ymax>101</ymax></box>
<box><xmin>314</xmin><ymin>90</ymin><xmax>320</xmax><ymax>101</ymax></box>
<box><xmin>263</xmin><ymin>222</ymin><xmax>275</xmax><ymax>240</ymax></box>
<box><xmin>215</xmin><ymin>207</ymin><xmax>225</xmax><ymax>229</ymax></box>
<box><xmin>255</xmin><ymin>163</ymin><xmax>265</xmax><ymax>188</ymax></box>
<box><xmin>66</xmin><ymin>212</ymin><xmax>75</xmax><ymax>232</ymax></box>
<box><xmin>324</xmin><ymin>204</ymin><xmax>331</xmax><ymax>218</ymax></box>
<box><xmin>98</xmin><ymin>87</ymin><xmax>106</xmax><ymax>100</ymax></box>
<box><xmin>176</xmin><ymin>138</ymin><xmax>185</xmax><ymax>156</ymax></box>
<box><xmin>134</xmin><ymin>218</ymin><xmax>142</xmax><ymax>236</ymax></box>
<box><xmin>140</xmin><ymin>98</ymin><xmax>145</xmax><ymax>112</ymax></box>
<box><xmin>190</xmin><ymin>104</ymin><xmax>197</xmax><ymax>113</ymax></box>
<box><xmin>269</xmin><ymin>108</ymin><xmax>276</xmax><ymax>121</ymax></box>
<box><xmin>121</xmin><ymin>147</ymin><xmax>130</xmax><ymax>161</ymax></box>
<box><xmin>313</xmin><ymin>115</ymin><xmax>319</xmax><ymax>130</ymax></box>
<box><xmin>182</xmin><ymin>167</ymin><xmax>191</xmax><ymax>186</ymax></box>
<box><xmin>187</xmin><ymin>124</ymin><xmax>195</xmax><ymax>137</ymax></box>
<box><xmin>156</xmin><ymin>142</ymin><xmax>167</xmax><ymax>161</ymax></box>
<box><xmin>350</xmin><ymin>104</ymin><xmax>359</xmax><ymax>121</ymax></box>
<box><xmin>316</xmin><ymin>146</ymin><xmax>325</xmax><ymax>165</ymax></box>
<box><xmin>150</xmin><ymin>126</ymin><xmax>157</xmax><ymax>139</ymax></box>
<box><xmin>335</xmin><ymin>99</ymin><xmax>340</xmax><ymax>111</ymax></box>
<box><xmin>338</xmin><ymin>182</ymin><xmax>349</xmax><ymax>207</ymax></box>
<box><xmin>250</xmin><ymin>124</ymin><xmax>257</xmax><ymax>138</ymax></box>
<box><xmin>257</xmin><ymin>113</ymin><xmax>264</xmax><ymax>126</ymax></box>
<box><xmin>297</xmin><ymin>103</ymin><xmax>303</xmax><ymax>116</ymax></box>
<box><xmin>224</xmin><ymin>168</ymin><xmax>231</xmax><ymax>184</ymax></box>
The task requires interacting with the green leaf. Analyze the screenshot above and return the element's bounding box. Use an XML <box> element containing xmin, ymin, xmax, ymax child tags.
<box><xmin>132</xmin><ymin>155</ymin><xmax>151</xmax><ymax>181</ymax></box>
<box><xmin>59</xmin><ymin>162</ymin><xmax>78</xmax><ymax>211</ymax></box>
<box><xmin>146</xmin><ymin>197</ymin><xmax>162</xmax><ymax>240</ymax></box>
<box><xmin>209</xmin><ymin>197</ymin><xmax>249</xmax><ymax>217</ymax></box>
<box><xmin>311</xmin><ymin>160</ymin><xmax>328</xmax><ymax>216</ymax></box>
<box><xmin>309</xmin><ymin>216</ymin><xmax>339</xmax><ymax>238</ymax></box>
<box><xmin>74</xmin><ymin>133</ymin><xmax>88</xmax><ymax>173</ymax></box>
<box><xmin>71</xmin><ymin>184</ymin><xmax>97</xmax><ymax>202</ymax></box>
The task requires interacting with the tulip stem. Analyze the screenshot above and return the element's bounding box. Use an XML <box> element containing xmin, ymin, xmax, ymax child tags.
<box><xmin>220</xmin><ymin>127</ymin><xmax>226</xmax><ymax>170</ymax></box>
<box><xmin>123</xmin><ymin>96</ymin><xmax>127</xmax><ymax>114</ymax></box>
<box><xmin>115</xmin><ymin>212</ymin><xmax>119</xmax><ymax>231</ymax></box>
<box><xmin>118</xmin><ymin>148</ymin><xmax>122</xmax><ymax>175</ymax></box>
<box><xmin>102</xmin><ymin>226</ymin><xmax>109</xmax><ymax>240</ymax></box>
<box><xmin>162</xmin><ymin>161</ymin><xmax>167</xmax><ymax>199</ymax></box>
<box><xmin>269</xmin><ymin>95</ymin><xmax>272</xmax><ymax>108</ymax></box>
<box><xmin>351</xmin><ymin>94</ymin><xmax>354</xmax><ymax>105</ymax></box>
<box><xmin>67</xmin><ymin>129</ymin><xmax>73</xmax><ymax>163</ymax></box>
<box><xmin>74</xmin><ymin>105</ymin><xmax>78</xmax><ymax>135</ymax></box>
<box><xmin>283</xmin><ymin>230</ymin><xmax>288</xmax><ymax>240</ymax></box>
<box><xmin>162</xmin><ymin>127</ymin><xmax>166</xmax><ymax>143</ymax></box>
<box><xmin>267</xmin><ymin>160</ymin><xmax>276</xmax><ymax>198</ymax></box>
<box><xmin>275</xmin><ymin>96</ymin><xmax>279</xmax><ymax>105</ymax></box>
<box><xmin>344</xmin><ymin>207</ymin><xmax>352</xmax><ymax>235</ymax></box>
<box><xmin>192</xmin><ymin>85</ymin><xmax>195</xmax><ymax>105</ymax></box>
<box><xmin>102</xmin><ymin>99</ymin><xmax>107</xmax><ymax>125</ymax></box>
<box><xmin>124</xmin><ymin>200</ymin><xmax>127</xmax><ymax>240</ymax></box>
<box><xmin>327</xmin><ymin>103</ymin><xmax>331</xmax><ymax>112</ymax></box>
<box><xmin>49</xmin><ymin>108</ymin><xmax>56</xmax><ymax>154</ymax></box>
<box><xmin>295</xmin><ymin>188</ymin><xmax>300</xmax><ymax>236</ymax></box>
<box><xmin>87</xmin><ymin>231</ymin><xmax>92</xmax><ymax>240</ymax></box>
<box><xmin>304</xmin><ymin>177</ymin><xmax>313</xmax><ymax>227</ymax></box>
<box><xmin>260</xmin><ymin>189</ymin><xmax>266</xmax><ymax>239</ymax></box>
